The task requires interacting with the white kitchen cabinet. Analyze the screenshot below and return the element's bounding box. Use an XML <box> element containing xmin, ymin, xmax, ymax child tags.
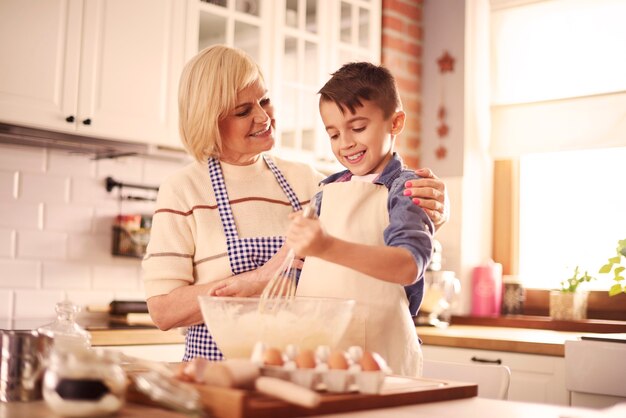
<box><xmin>421</xmin><ymin>344</ymin><xmax>569</xmax><ymax>405</ymax></box>
<box><xmin>0</xmin><ymin>0</ymin><xmax>186</xmax><ymax>148</ymax></box>
<box><xmin>185</xmin><ymin>0</ymin><xmax>380</xmax><ymax>171</ymax></box>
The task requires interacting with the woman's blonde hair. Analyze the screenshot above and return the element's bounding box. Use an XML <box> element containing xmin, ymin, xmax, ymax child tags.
<box><xmin>178</xmin><ymin>45</ymin><xmax>264</xmax><ymax>162</ymax></box>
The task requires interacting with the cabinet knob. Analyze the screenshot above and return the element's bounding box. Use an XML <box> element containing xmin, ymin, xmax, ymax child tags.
<box><xmin>82</xmin><ymin>118</ymin><xmax>92</xmax><ymax>126</ymax></box>
<box><xmin>65</xmin><ymin>115</ymin><xmax>75</xmax><ymax>123</ymax></box>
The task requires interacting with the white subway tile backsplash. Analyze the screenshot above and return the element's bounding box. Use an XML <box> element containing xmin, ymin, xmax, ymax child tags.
<box><xmin>44</xmin><ymin>204</ymin><xmax>94</xmax><ymax>233</ymax></box>
<box><xmin>0</xmin><ymin>229</ymin><xmax>15</xmax><ymax>257</ymax></box>
<box><xmin>96</xmin><ymin>156</ymin><xmax>143</xmax><ymax>183</ymax></box>
<box><xmin>0</xmin><ymin>259</ymin><xmax>40</xmax><ymax>288</ymax></box>
<box><xmin>92</xmin><ymin>264</ymin><xmax>141</xmax><ymax>290</ymax></box>
<box><xmin>14</xmin><ymin>289</ymin><xmax>65</xmax><ymax>318</ymax></box>
<box><xmin>70</xmin><ymin>177</ymin><xmax>117</xmax><ymax>205</ymax></box>
<box><xmin>92</xmin><ymin>206</ymin><xmax>120</xmax><ymax>233</ymax></box>
<box><xmin>0</xmin><ymin>290</ymin><xmax>12</xmax><ymax>318</ymax></box>
<box><xmin>42</xmin><ymin>262</ymin><xmax>91</xmax><ymax>289</ymax></box>
<box><xmin>0</xmin><ymin>203</ymin><xmax>40</xmax><ymax>229</ymax></box>
<box><xmin>65</xmin><ymin>290</ymin><xmax>115</xmax><ymax>309</ymax></box>
<box><xmin>47</xmin><ymin>150</ymin><xmax>96</xmax><ymax>176</ymax></box>
<box><xmin>113</xmin><ymin>290</ymin><xmax>146</xmax><ymax>301</ymax></box>
<box><xmin>19</xmin><ymin>172</ymin><xmax>69</xmax><ymax>204</ymax></box>
<box><xmin>0</xmin><ymin>143</ymin><xmax>178</xmax><ymax>323</ymax></box>
<box><xmin>67</xmin><ymin>232</ymin><xmax>111</xmax><ymax>262</ymax></box>
<box><xmin>0</xmin><ymin>144</ymin><xmax>46</xmax><ymax>172</ymax></box>
<box><xmin>17</xmin><ymin>230</ymin><xmax>67</xmax><ymax>260</ymax></box>
<box><xmin>0</xmin><ymin>170</ymin><xmax>17</xmax><ymax>200</ymax></box>
<box><xmin>143</xmin><ymin>158</ymin><xmax>186</xmax><ymax>184</ymax></box>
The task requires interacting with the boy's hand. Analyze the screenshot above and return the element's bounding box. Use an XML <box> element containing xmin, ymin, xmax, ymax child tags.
<box><xmin>286</xmin><ymin>211</ymin><xmax>329</xmax><ymax>258</ymax></box>
<box><xmin>405</xmin><ymin>167</ymin><xmax>450</xmax><ymax>230</ymax></box>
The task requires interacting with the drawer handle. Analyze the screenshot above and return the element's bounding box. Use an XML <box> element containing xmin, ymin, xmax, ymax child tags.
<box><xmin>471</xmin><ymin>356</ymin><xmax>502</xmax><ymax>365</ymax></box>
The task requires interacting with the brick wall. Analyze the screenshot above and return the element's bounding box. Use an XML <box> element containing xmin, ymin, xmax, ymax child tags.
<box><xmin>381</xmin><ymin>0</ymin><xmax>424</xmax><ymax>169</ymax></box>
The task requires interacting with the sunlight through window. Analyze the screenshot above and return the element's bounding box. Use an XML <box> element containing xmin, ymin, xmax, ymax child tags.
<box><xmin>518</xmin><ymin>147</ymin><xmax>626</xmax><ymax>290</ymax></box>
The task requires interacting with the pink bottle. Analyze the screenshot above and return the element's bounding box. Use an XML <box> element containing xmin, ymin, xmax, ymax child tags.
<box><xmin>471</xmin><ymin>262</ymin><xmax>503</xmax><ymax>317</ymax></box>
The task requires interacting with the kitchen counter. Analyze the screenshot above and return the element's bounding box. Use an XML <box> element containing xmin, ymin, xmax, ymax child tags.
<box><xmin>86</xmin><ymin>323</ymin><xmax>581</xmax><ymax>356</ymax></box>
<box><xmin>90</xmin><ymin>327</ymin><xmax>185</xmax><ymax>347</ymax></box>
<box><xmin>416</xmin><ymin>325</ymin><xmax>589</xmax><ymax>356</ymax></box>
<box><xmin>3</xmin><ymin>396</ymin><xmax>621</xmax><ymax>418</ymax></box>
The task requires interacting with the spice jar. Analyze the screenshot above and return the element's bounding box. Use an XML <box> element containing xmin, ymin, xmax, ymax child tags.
<box><xmin>42</xmin><ymin>348</ymin><xmax>127</xmax><ymax>417</ymax></box>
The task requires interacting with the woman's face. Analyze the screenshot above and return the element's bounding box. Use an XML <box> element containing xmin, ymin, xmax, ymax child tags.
<box><xmin>218</xmin><ymin>79</ymin><xmax>275</xmax><ymax>165</ymax></box>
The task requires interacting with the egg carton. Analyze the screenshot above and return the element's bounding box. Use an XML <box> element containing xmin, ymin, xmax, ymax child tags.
<box><xmin>251</xmin><ymin>342</ymin><xmax>390</xmax><ymax>394</ymax></box>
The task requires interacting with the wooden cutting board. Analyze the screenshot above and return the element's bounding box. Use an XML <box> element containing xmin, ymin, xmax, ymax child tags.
<box><xmin>128</xmin><ymin>375</ymin><xmax>477</xmax><ymax>418</ymax></box>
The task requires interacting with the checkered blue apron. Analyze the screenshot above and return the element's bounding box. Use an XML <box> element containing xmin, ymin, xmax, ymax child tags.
<box><xmin>183</xmin><ymin>154</ymin><xmax>302</xmax><ymax>361</ymax></box>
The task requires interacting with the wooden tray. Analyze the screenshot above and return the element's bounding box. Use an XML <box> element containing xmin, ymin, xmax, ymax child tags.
<box><xmin>129</xmin><ymin>375</ymin><xmax>477</xmax><ymax>418</ymax></box>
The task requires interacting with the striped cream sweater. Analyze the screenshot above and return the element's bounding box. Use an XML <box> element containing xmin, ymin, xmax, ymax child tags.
<box><xmin>142</xmin><ymin>154</ymin><xmax>323</xmax><ymax>299</ymax></box>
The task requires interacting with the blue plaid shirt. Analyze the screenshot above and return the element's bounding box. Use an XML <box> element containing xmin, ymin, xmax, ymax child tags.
<box><xmin>312</xmin><ymin>153</ymin><xmax>434</xmax><ymax>316</ymax></box>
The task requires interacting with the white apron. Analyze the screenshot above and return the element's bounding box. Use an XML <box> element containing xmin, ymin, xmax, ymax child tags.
<box><xmin>296</xmin><ymin>180</ymin><xmax>422</xmax><ymax>376</ymax></box>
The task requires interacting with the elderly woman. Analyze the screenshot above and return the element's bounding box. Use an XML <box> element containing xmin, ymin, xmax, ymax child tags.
<box><xmin>143</xmin><ymin>45</ymin><xmax>449</xmax><ymax>361</ymax></box>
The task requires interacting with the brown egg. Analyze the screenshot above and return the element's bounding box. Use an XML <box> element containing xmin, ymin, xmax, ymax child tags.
<box><xmin>327</xmin><ymin>350</ymin><xmax>349</xmax><ymax>370</ymax></box>
<box><xmin>263</xmin><ymin>347</ymin><xmax>284</xmax><ymax>366</ymax></box>
<box><xmin>359</xmin><ymin>351</ymin><xmax>383</xmax><ymax>371</ymax></box>
<box><xmin>295</xmin><ymin>349</ymin><xmax>316</xmax><ymax>369</ymax></box>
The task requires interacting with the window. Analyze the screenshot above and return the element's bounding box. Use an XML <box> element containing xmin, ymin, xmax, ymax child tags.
<box><xmin>517</xmin><ymin>147</ymin><xmax>626</xmax><ymax>290</ymax></box>
<box><xmin>489</xmin><ymin>0</ymin><xmax>626</xmax><ymax>292</ymax></box>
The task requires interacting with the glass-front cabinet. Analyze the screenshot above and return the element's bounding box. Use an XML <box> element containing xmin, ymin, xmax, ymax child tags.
<box><xmin>186</xmin><ymin>0</ymin><xmax>381</xmax><ymax>171</ymax></box>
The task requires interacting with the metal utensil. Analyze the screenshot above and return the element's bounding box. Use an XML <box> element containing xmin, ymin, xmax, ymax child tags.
<box><xmin>0</xmin><ymin>330</ymin><xmax>53</xmax><ymax>402</ymax></box>
<box><xmin>258</xmin><ymin>200</ymin><xmax>318</xmax><ymax>313</ymax></box>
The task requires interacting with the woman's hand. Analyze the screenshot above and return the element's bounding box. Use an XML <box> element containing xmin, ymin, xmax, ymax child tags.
<box><xmin>209</xmin><ymin>244</ymin><xmax>303</xmax><ymax>297</ymax></box>
<box><xmin>405</xmin><ymin>167</ymin><xmax>450</xmax><ymax>231</ymax></box>
<box><xmin>209</xmin><ymin>277</ymin><xmax>264</xmax><ymax>297</ymax></box>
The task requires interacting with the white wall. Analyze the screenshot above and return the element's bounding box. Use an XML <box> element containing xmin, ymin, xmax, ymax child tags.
<box><xmin>0</xmin><ymin>142</ymin><xmax>185</xmax><ymax>324</ymax></box>
<box><xmin>422</xmin><ymin>0</ymin><xmax>493</xmax><ymax>314</ymax></box>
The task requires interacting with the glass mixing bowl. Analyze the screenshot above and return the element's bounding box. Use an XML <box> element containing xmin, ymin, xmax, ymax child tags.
<box><xmin>198</xmin><ymin>296</ymin><xmax>355</xmax><ymax>359</ymax></box>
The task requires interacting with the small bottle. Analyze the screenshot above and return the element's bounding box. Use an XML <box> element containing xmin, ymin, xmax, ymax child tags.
<box><xmin>471</xmin><ymin>261</ymin><xmax>503</xmax><ymax>317</ymax></box>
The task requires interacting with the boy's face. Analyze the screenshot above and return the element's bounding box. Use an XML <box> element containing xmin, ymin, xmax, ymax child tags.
<box><xmin>320</xmin><ymin>99</ymin><xmax>404</xmax><ymax>176</ymax></box>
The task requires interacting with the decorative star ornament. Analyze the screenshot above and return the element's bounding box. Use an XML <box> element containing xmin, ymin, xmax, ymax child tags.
<box><xmin>437</xmin><ymin>123</ymin><xmax>449</xmax><ymax>138</ymax></box>
<box><xmin>437</xmin><ymin>51</ymin><xmax>455</xmax><ymax>73</ymax></box>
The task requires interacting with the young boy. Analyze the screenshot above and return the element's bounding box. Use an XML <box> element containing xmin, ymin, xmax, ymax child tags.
<box><xmin>286</xmin><ymin>62</ymin><xmax>434</xmax><ymax>377</ymax></box>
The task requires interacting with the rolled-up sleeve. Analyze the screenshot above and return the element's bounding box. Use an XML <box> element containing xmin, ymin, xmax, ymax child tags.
<box><xmin>384</xmin><ymin>172</ymin><xmax>434</xmax><ymax>315</ymax></box>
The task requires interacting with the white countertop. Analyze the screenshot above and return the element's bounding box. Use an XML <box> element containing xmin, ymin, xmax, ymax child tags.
<box><xmin>318</xmin><ymin>397</ymin><xmax>626</xmax><ymax>418</ymax></box>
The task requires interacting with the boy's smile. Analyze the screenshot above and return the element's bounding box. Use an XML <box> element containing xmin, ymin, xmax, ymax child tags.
<box><xmin>320</xmin><ymin>99</ymin><xmax>404</xmax><ymax>176</ymax></box>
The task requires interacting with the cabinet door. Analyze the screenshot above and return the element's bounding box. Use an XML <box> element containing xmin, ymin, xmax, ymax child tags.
<box><xmin>0</xmin><ymin>0</ymin><xmax>82</xmax><ymax>132</ymax></box>
<box><xmin>77</xmin><ymin>0</ymin><xmax>186</xmax><ymax>147</ymax></box>
<box><xmin>271</xmin><ymin>0</ymin><xmax>381</xmax><ymax>172</ymax></box>
<box><xmin>422</xmin><ymin>345</ymin><xmax>569</xmax><ymax>405</ymax></box>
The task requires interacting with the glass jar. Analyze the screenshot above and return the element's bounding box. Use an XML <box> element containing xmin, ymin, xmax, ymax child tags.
<box><xmin>42</xmin><ymin>348</ymin><xmax>127</xmax><ymax>417</ymax></box>
<box><xmin>37</xmin><ymin>300</ymin><xmax>91</xmax><ymax>352</ymax></box>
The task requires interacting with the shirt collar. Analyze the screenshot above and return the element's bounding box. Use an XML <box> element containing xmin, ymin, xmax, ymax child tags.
<box><xmin>319</xmin><ymin>153</ymin><xmax>405</xmax><ymax>187</ymax></box>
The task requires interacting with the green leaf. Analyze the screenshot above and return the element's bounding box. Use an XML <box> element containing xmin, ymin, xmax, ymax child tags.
<box><xmin>609</xmin><ymin>283</ymin><xmax>625</xmax><ymax>296</ymax></box>
<box><xmin>599</xmin><ymin>264</ymin><xmax>613</xmax><ymax>273</ymax></box>
<box><xmin>614</xmin><ymin>275</ymin><xmax>624</xmax><ymax>282</ymax></box>
<box><xmin>609</xmin><ymin>256</ymin><xmax>621</xmax><ymax>263</ymax></box>
<box><xmin>615</xmin><ymin>266</ymin><xmax>625</xmax><ymax>275</ymax></box>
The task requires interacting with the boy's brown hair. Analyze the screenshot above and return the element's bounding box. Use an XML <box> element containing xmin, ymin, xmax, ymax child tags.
<box><xmin>318</xmin><ymin>62</ymin><xmax>402</xmax><ymax>119</ymax></box>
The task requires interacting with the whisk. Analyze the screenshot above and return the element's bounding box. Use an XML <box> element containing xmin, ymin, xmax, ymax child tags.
<box><xmin>258</xmin><ymin>200</ymin><xmax>318</xmax><ymax>313</ymax></box>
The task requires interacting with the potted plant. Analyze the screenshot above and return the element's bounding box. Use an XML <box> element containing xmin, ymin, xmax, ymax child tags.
<box><xmin>599</xmin><ymin>238</ymin><xmax>626</xmax><ymax>296</ymax></box>
<box><xmin>549</xmin><ymin>266</ymin><xmax>595</xmax><ymax>320</ymax></box>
